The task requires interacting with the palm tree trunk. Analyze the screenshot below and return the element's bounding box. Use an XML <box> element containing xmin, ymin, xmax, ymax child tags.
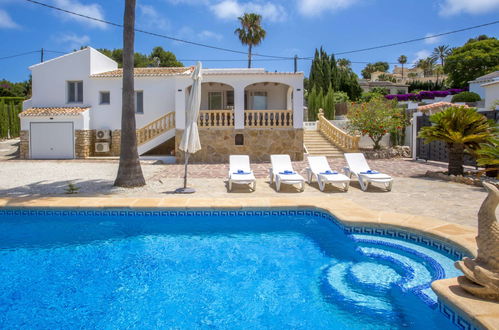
<box><xmin>401</xmin><ymin>64</ymin><xmax>404</xmax><ymax>80</ymax></box>
<box><xmin>248</xmin><ymin>44</ymin><xmax>252</xmax><ymax>68</ymax></box>
<box><xmin>114</xmin><ymin>0</ymin><xmax>146</xmax><ymax>187</ymax></box>
<box><xmin>448</xmin><ymin>143</ymin><xmax>464</xmax><ymax>176</ymax></box>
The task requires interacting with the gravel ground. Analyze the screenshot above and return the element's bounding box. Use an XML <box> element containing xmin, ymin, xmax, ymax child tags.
<box><xmin>0</xmin><ymin>159</ymin><xmax>496</xmax><ymax>227</ymax></box>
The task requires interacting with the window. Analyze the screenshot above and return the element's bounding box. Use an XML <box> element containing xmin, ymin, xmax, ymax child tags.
<box><xmin>226</xmin><ymin>90</ymin><xmax>234</xmax><ymax>108</ymax></box>
<box><xmin>100</xmin><ymin>91</ymin><xmax>110</xmax><ymax>105</ymax></box>
<box><xmin>208</xmin><ymin>91</ymin><xmax>223</xmax><ymax>110</ymax></box>
<box><xmin>67</xmin><ymin>81</ymin><xmax>83</xmax><ymax>103</ymax></box>
<box><xmin>251</xmin><ymin>91</ymin><xmax>267</xmax><ymax>110</ymax></box>
<box><xmin>135</xmin><ymin>91</ymin><xmax>144</xmax><ymax>114</ymax></box>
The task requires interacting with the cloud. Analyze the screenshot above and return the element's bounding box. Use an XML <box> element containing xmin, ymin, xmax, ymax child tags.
<box><xmin>52</xmin><ymin>0</ymin><xmax>106</xmax><ymax>29</ymax></box>
<box><xmin>0</xmin><ymin>9</ymin><xmax>19</xmax><ymax>29</ymax></box>
<box><xmin>138</xmin><ymin>4</ymin><xmax>170</xmax><ymax>31</ymax></box>
<box><xmin>413</xmin><ymin>49</ymin><xmax>431</xmax><ymax>65</ymax></box>
<box><xmin>166</xmin><ymin>0</ymin><xmax>210</xmax><ymax>4</ymax></box>
<box><xmin>210</xmin><ymin>0</ymin><xmax>287</xmax><ymax>22</ymax></box>
<box><xmin>439</xmin><ymin>0</ymin><xmax>499</xmax><ymax>16</ymax></box>
<box><xmin>55</xmin><ymin>33</ymin><xmax>91</xmax><ymax>50</ymax></box>
<box><xmin>198</xmin><ymin>30</ymin><xmax>223</xmax><ymax>41</ymax></box>
<box><xmin>424</xmin><ymin>33</ymin><xmax>442</xmax><ymax>45</ymax></box>
<box><xmin>297</xmin><ymin>0</ymin><xmax>361</xmax><ymax>16</ymax></box>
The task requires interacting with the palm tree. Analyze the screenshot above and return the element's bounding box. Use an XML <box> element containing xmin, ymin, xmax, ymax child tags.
<box><xmin>114</xmin><ymin>0</ymin><xmax>146</xmax><ymax>187</ymax></box>
<box><xmin>414</xmin><ymin>58</ymin><xmax>435</xmax><ymax>77</ymax></box>
<box><xmin>430</xmin><ymin>45</ymin><xmax>451</xmax><ymax>84</ymax></box>
<box><xmin>397</xmin><ymin>55</ymin><xmax>407</xmax><ymax>80</ymax></box>
<box><xmin>337</xmin><ymin>58</ymin><xmax>351</xmax><ymax>69</ymax></box>
<box><xmin>234</xmin><ymin>13</ymin><xmax>266</xmax><ymax>68</ymax></box>
<box><xmin>418</xmin><ymin>106</ymin><xmax>497</xmax><ymax>175</ymax></box>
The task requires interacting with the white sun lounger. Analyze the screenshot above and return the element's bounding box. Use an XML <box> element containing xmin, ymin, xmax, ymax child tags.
<box><xmin>270</xmin><ymin>154</ymin><xmax>305</xmax><ymax>192</ymax></box>
<box><xmin>228</xmin><ymin>155</ymin><xmax>256</xmax><ymax>191</ymax></box>
<box><xmin>343</xmin><ymin>153</ymin><xmax>393</xmax><ymax>191</ymax></box>
<box><xmin>306</xmin><ymin>156</ymin><xmax>350</xmax><ymax>191</ymax></box>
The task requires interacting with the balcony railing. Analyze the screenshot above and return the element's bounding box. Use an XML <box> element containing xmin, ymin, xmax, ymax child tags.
<box><xmin>137</xmin><ymin>112</ymin><xmax>175</xmax><ymax>145</ymax></box>
<box><xmin>198</xmin><ymin>110</ymin><xmax>234</xmax><ymax>128</ymax></box>
<box><xmin>244</xmin><ymin>110</ymin><xmax>293</xmax><ymax>128</ymax></box>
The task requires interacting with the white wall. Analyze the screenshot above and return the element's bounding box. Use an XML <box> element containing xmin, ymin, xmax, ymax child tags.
<box><xmin>89</xmin><ymin>48</ymin><xmax>118</xmax><ymax>75</ymax></box>
<box><xmin>484</xmin><ymin>83</ymin><xmax>499</xmax><ymax>109</ymax></box>
<box><xmin>469</xmin><ymin>82</ymin><xmax>485</xmax><ymax>99</ymax></box>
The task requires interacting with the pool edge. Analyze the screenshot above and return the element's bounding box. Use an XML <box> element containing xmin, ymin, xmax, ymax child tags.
<box><xmin>1</xmin><ymin>196</ymin><xmax>497</xmax><ymax>330</ymax></box>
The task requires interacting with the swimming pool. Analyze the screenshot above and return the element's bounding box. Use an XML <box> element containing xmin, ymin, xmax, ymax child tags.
<box><xmin>0</xmin><ymin>208</ymin><xmax>467</xmax><ymax>329</ymax></box>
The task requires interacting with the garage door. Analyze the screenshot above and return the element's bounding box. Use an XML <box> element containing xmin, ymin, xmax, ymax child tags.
<box><xmin>30</xmin><ymin>122</ymin><xmax>74</xmax><ymax>159</ymax></box>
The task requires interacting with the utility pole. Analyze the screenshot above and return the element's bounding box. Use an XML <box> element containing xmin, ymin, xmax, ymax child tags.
<box><xmin>294</xmin><ymin>55</ymin><xmax>298</xmax><ymax>73</ymax></box>
<box><xmin>40</xmin><ymin>48</ymin><xmax>44</xmax><ymax>63</ymax></box>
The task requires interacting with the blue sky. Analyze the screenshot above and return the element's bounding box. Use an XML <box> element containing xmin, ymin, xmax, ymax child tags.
<box><xmin>1</xmin><ymin>0</ymin><xmax>498</xmax><ymax>82</ymax></box>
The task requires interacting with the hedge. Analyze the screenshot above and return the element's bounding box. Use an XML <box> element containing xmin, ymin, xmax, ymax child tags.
<box><xmin>451</xmin><ymin>91</ymin><xmax>481</xmax><ymax>103</ymax></box>
<box><xmin>0</xmin><ymin>97</ymin><xmax>23</xmax><ymax>138</ymax></box>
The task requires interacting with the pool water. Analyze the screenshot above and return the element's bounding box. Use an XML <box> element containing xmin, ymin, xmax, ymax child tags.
<box><xmin>0</xmin><ymin>209</ymin><xmax>463</xmax><ymax>329</ymax></box>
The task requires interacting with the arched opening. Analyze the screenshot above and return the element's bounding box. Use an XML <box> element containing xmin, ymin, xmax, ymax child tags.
<box><xmin>186</xmin><ymin>82</ymin><xmax>235</xmax><ymax>127</ymax></box>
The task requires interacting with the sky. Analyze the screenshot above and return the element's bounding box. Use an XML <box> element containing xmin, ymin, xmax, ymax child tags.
<box><xmin>0</xmin><ymin>0</ymin><xmax>498</xmax><ymax>82</ymax></box>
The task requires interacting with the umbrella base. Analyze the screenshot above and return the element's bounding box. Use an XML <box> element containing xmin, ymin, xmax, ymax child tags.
<box><xmin>174</xmin><ymin>187</ymin><xmax>196</xmax><ymax>194</ymax></box>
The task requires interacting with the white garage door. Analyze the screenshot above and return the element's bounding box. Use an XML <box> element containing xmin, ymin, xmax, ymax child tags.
<box><xmin>30</xmin><ymin>122</ymin><xmax>74</xmax><ymax>159</ymax></box>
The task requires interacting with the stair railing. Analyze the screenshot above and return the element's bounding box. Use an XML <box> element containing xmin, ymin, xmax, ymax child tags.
<box><xmin>317</xmin><ymin>109</ymin><xmax>360</xmax><ymax>152</ymax></box>
<box><xmin>137</xmin><ymin>112</ymin><xmax>175</xmax><ymax>146</ymax></box>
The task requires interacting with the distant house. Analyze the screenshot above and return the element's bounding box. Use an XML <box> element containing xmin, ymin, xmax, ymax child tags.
<box><xmin>20</xmin><ymin>47</ymin><xmax>304</xmax><ymax>163</ymax></box>
<box><xmin>481</xmin><ymin>80</ymin><xmax>499</xmax><ymax>110</ymax></box>
<box><xmin>468</xmin><ymin>71</ymin><xmax>499</xmax><ymax>100</ymax></box>
<box><xmin>370</xmin><ymin>66</ymin><xmax>447</xmax><ymax>85</ymax></box>
<box><xmin>358</xmin><ymin>80</ymin><xmax>409</xmax><ymax>95</ymax></box>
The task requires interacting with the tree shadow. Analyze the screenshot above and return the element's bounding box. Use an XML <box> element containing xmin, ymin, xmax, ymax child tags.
<box><xmin>0</xmin><ymin>179</ymin><xmax>117</xmax><ymax>197</ymax></box>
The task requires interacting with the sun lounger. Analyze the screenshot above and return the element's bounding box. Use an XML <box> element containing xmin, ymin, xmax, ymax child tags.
<box><xmin>343</xmin><ymin>153</ymin><xmax>393</xmax><ymax>191</ymax></box>
<box><xmin>270</xmin><ymin>154</ymin><xmax>305</xmax><ymax>192</ymax></box>
<box><xmin>228</xmin><ymin>155</ymin><xmax>256</xmax><ymax>191</ymax></box>
<box><xmin>306</xmin><ymin>156</ymin><xmax>350</xmax><ymax>191</ymax></box>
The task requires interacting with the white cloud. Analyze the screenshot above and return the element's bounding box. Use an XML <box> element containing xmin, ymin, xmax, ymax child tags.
<box><xmin>198</xmin><ymin>30</ymin><xmax>223</xmax><ymax>41</ymax></box>
<box><xmin>297</xmin><ymin>0</ymin><xmax>361</xmax><ymax>16</ymax></box>
<box><xmin>52</xmin><ymin>0</ymin><xmax>106</xmax><ymax>29</ymax></box>
<box><xmin>138</xmin><ymin>4</ymin><xmax>170</xmax><ymax>31</ymax></box>
<box><xmin>56</xmin><ymin>33</ymin><xmax>91</xmax><ymax>50</ymax></box>
<box><xmin>210</xmin><ymin>0</ymin><xmax>287</xmax><ymax>22</ymax></box>
<box><xmin>424</xmin><ymin>33</ymin><xmax>441</xmax><ymax>45</ymax></box>
<box><xmin>413</xmin><ymin>50</ymin><xmax>431</xmax><ymax>65</ymax></box>
<box><xmin>439</xmin><ymin>0</ymin><xmax>499</xmax><ymax>16</ymax></box>
<box><xmin>0</xmin><ymin>9</ymin><xmax>19</xmax><ymax>29</ymax></box>
<box><xmin>166</xmin><ymin>0</ymin><xmax>210</xmax><ymax>4</ymax></box>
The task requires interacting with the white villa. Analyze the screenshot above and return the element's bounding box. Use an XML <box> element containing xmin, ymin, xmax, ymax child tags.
<box><xmin>20</xmin><ymin>47</ymin><xmax>304</xmax><ymax>163</ymax></box>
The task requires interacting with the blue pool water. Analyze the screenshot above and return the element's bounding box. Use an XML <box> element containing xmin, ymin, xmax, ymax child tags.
<box><xmin>0</xmin><ymin>209</ymin><xmax>464</xmax><ymax>329</ymax></box>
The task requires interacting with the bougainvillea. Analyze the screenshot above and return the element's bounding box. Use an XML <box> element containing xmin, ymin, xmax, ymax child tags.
<box><xmin>385</xmin><ymin>88</ymin><xmax>466</xmax><ymax>101</ymax></box>
<box><xmin>347</xmin><ymin>97</ymin><xmax>405</xmax><ymax>150</ymax></box>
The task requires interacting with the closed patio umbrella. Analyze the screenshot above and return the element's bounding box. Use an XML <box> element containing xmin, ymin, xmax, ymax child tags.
<box><xmin>176</xmin><ymin>62</ymin><xmax>202</xmax><ymax>193</ymax></box>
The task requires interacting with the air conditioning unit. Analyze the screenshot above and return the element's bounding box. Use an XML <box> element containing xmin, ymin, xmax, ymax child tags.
<box><xmin>96</xmin><ymin>129</ymin><xmax>111</xmax><ymax>140</ymax></box>
<box><xmin>95</xmin><ymin>142</ymin><xmax>110</xmax><ymax>153</ymax></box>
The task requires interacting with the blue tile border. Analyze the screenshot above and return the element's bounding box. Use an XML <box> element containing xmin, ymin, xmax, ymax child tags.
<box><xmin>438</xmin><ymin>300</ymin><xmax>480</xmax><ymax>330</ymax></box>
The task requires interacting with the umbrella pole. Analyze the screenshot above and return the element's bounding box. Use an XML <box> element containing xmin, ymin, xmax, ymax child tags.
<box><xmin>183</xmin><ymin>152</ymin><xmax>190</xmax><ymax>188</ymax></box>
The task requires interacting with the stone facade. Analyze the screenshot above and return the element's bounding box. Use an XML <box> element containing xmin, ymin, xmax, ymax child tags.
<box><xmin>111</xmin><ymin>130</ymin><xmax>121</xmax><ymax>156</ymax></box>
<box><xmin>175</xmin><ymin>128</ymin><xmax>304</xmax><ymax>163</ymax></box>
<box><xmin>20</xmin><ymin>130</ymin><xmax>29</xmax><ymax>159</ymax></box>
<box><xmin>75</xmin><ymin>130</ymin><xmax>95</xmax><ymax>158</ymax></box>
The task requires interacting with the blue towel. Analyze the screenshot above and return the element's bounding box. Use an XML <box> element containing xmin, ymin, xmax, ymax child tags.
<box><xmin>234</xmin><ymin>169</ymin><xmax>251</xmax><ymax>175</ymax></box>
<box><xmin>320</xmin><ymin>170</ymin><xmax>338</xmax><ymax>175</ymax></box>
<box><xmin>360</xmin><ymin>170</ymin><xmax>379</xmax><ymax>174</ymax></box>
<box><xmin>279</xmin><ymin>170</ymin><xmax>295</xmax><ymax>175</ymax></box>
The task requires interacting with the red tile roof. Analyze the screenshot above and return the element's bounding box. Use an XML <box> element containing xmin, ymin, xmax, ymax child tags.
<box><xmin>91</xmin><ymin>67</ymin><xmax>194</xmax><ymax>77</ymax></box>
<box><xmin>19</xmin><ymin>107</ymin><xmax>90</xmax><ymax>117</ymax></box>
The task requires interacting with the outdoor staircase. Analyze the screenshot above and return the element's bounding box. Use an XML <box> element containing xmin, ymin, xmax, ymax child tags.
<box><xmin>137</xmin><ymin>112</ymin><xmax>176</xmax><ymax>155</ymax></box>
<box><xmin>304</xmin><ymin>130</ymin><xmax>345</xmax><ymax>158</ymax></box>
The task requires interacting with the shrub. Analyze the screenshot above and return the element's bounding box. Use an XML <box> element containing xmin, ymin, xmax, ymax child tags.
<box><xmin>347</xmin><ymin>98</ymin><xmax>405</xmax><ymax>150</ymax></box>
<box><xmin>360</xmin><ymin>92</ymin><xmax>384</xmax><ymax>103</ymax></box>
<box><xmin>451</xmin><ymin>91</ymin><xmax>481</xmax><ymax>103</ymax></box>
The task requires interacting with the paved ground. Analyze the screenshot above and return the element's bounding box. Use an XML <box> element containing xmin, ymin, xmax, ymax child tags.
<box><xmin>0</xmin><ymin>158</ymin><xmax>495</xmax><ymax>227</ymax></box>
<box><xmin>0</xmin><ymin>138</ymin><xmax>19</xmax><ymax>160</ymax></box>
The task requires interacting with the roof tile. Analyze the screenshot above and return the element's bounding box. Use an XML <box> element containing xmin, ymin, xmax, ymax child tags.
<box><xmin>19</xmin><ymin>107</ymin><xmax>90</xmax><ymax>117</ymax></box>
<box><xmin>91</xmin><ymin>67</ymin><xmax>194</xmax><ymax>78</ymax></box>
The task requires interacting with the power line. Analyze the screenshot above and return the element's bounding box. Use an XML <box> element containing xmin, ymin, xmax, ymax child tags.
<box><xmin>23</xmin><ymin>0</ymin><xmax>294</xmax><ymax>60</ymax></box>
<box><xmin>0</xmin><ymin>51</ymin><xmax>39</xmax><ymax>61</ymax></box>
<box><xmin>329</xmin><ymin>21</ymin><xmax>499</xmax><ymax>56</ymax></box>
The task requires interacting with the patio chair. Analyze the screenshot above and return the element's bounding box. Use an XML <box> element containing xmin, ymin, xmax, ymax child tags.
<box><xmin>228</xmin><ymin>155</ymin><xmax>256</xmax><ymax>192</ymax></box>
<box><xmin>270</xmin><ymin>154</ymin><xmax>305</xmax><ymax>192</ymax></box>
<box><xmin>306</xmin><ymin>156</ymin><xmax>350</xmax><ymax>192</ymax></box>
<box><xmin>343</xmin><ymin>153</ymin><xmax>393</xmax><ymax>192</ymax></box>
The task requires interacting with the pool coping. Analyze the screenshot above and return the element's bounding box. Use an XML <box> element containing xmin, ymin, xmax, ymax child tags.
<box><xmin>0</xmin><ymin>196</ymin><xmax>497</xmax><ymax>329</ymax></box>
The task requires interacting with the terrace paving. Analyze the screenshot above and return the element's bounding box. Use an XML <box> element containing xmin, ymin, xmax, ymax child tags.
<box><xmin>0</xmin><ymin>158</ymin><xmax>495</xmax><ymax>227</ymax></box>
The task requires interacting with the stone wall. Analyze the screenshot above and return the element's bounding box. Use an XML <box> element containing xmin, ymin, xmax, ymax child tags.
<box><xmin>175</xmin><ymin>128</ymin><xmax>304</xmax><ymax>163</ymax></box>
<box><xmin>75</xmin><ymin>130</ymin><xmax>95</xmax><ymax>158</ymax></box>
<box><xmin>19</xmin><ymin>130</ymin><xmax>29</xmax><ymax>159</ymax></box>
<box><xmin>111</xmin><ymin>130</ymin><xmax>121</xmax><ymax>156</ymax></box>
